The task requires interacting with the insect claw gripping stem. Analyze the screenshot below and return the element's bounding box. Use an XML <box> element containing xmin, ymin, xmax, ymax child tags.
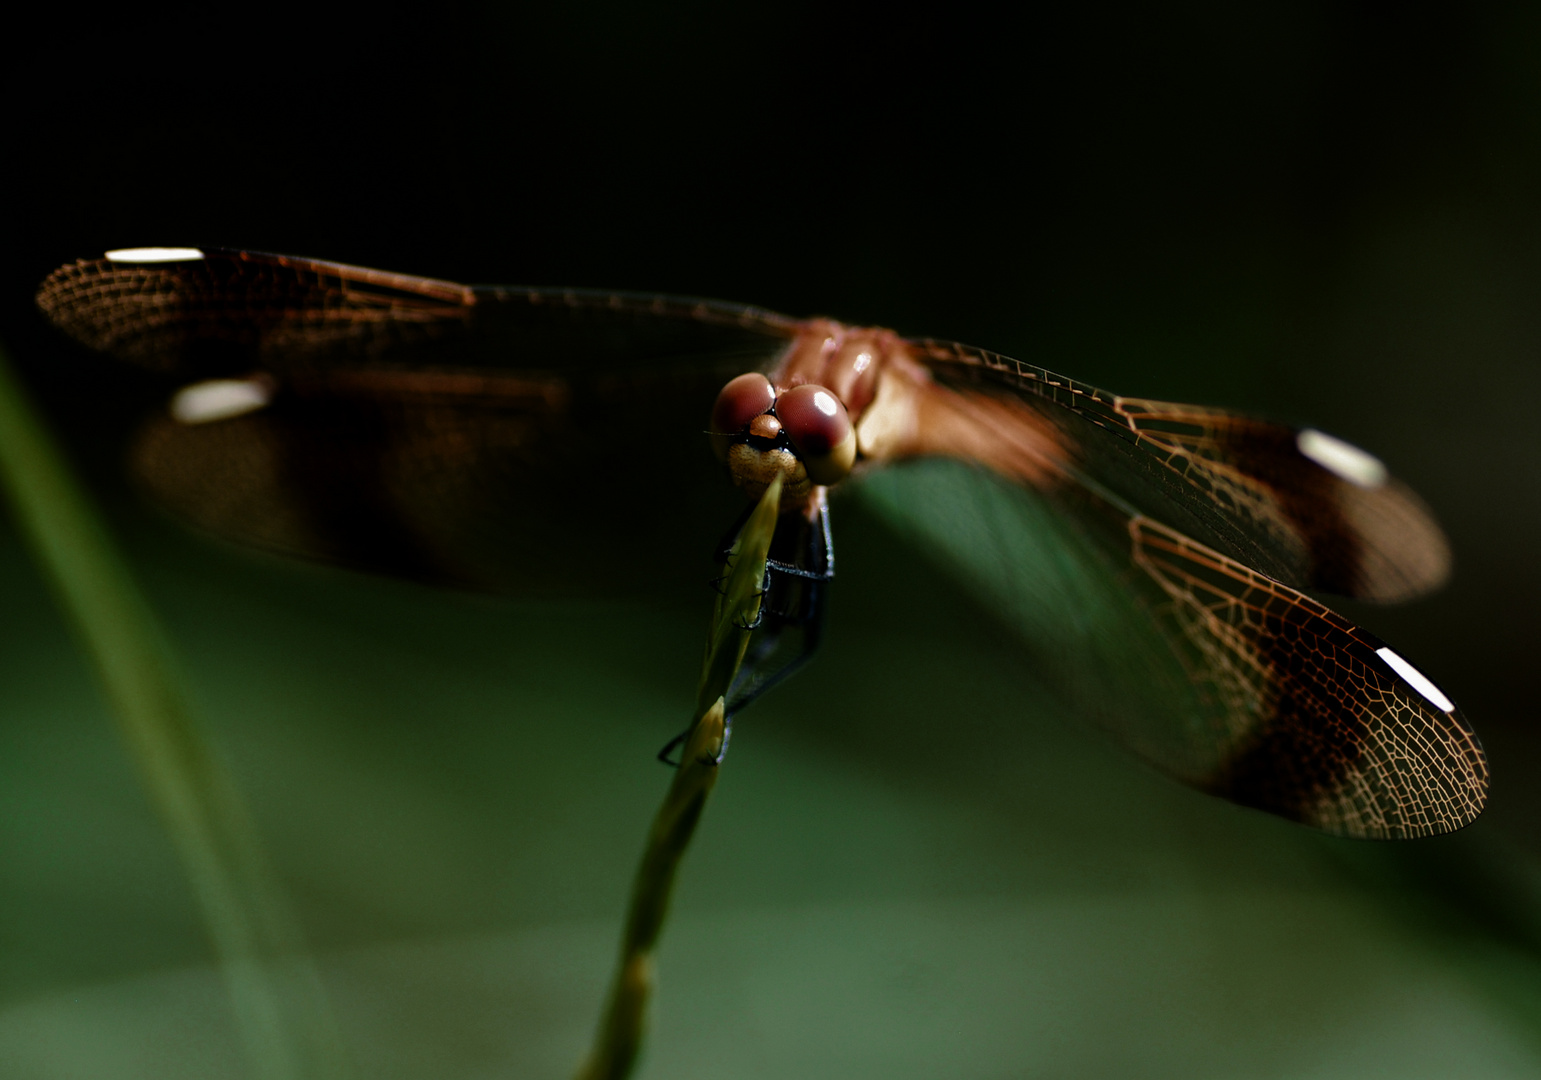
<box><xmin>658</xmin><ymin>490</ymin><xmax>833</xmax><ymax>768</ymax></box>
<box><xmin>710</xmin><ymin>714</ymin><xmax>735</xmax><ymax>765</ymax></box>
<box><xmin>730</xmin><ymin>566</ymin><xmax>772</xmax><ymax>628</ymax></box>
<box><xmin>658</xmin><ymin>709</ymin><xmax>737</xmax><ymax>768</ymax></box>
<box><xmin>655</xmin><ymin>731</ymin><xmax>687</xmax><ymax>767</ymax></box>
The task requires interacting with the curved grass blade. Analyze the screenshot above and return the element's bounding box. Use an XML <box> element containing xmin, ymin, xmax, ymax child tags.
<box><xmin>577</xmin><ymin>476</ymin><xmax>781</xmax><ymax>1080</ymax></box>
<box><xmin>0</xmin><ymin>339</ymin><xmax>350</xmax><ymax>1079</ymax></box>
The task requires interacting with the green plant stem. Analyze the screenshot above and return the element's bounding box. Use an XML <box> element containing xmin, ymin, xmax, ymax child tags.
<box><xmin>576</xmin><ymin>476</ymin><xmax>782</xmax><ymax>1080</ymax></box>
<box><xmin>0</xmin><ymin>341</ymin><xmax>349</xmax><ymax>1080</ymax></box>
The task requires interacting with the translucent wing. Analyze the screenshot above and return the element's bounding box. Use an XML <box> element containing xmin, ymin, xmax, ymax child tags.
<box><xmin>35</xmin><ymin>248</ymin><xmax>798</xmax><ymax>591</ymax></box>
<box><xmin>907</xmin><ymin>338</ymin><xmax>1450</xmax><ymax>603</ymax></box>
<box><xmin>856</xmin><ymin>459</ymin><xmax>1486</xmax><ymax>838</ymax></box>
<box><xmin>35</xmin><ymin>247</ymin><xmax>798</xmax><ymax>376</ymax></box>
<box><xmin>36</xmin><ymin>251</ymin><xmax>1487</xmax><ymax>833</ymax></box>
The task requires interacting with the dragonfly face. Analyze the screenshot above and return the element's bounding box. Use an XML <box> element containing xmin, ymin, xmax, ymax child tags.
<box><xmin>710</xmin><ymin>374</ymin><xmax>856</xmax><ymax>501</ymax></box>
<box><xmin>33</xmin><ymin>246</ymin><xmax>1489</xmax><ymax>839</ymax></box>
<box><xmin>709</xmin><ymin>321</ymin><xmax>907</xmax><ymax>506</ymax></box>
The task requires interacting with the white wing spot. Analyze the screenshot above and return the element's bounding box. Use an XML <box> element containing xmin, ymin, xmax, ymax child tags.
<box><xmin>1376</xmin><ymin>646</ymin><xmax>1455</xmax><ymax>713</ymax></box>
<box><xmin>104</xmin><ymin>247</ymin><xmax>205</xmax><ymax>263</ymax></box>
<box><xmin>1297</xmin><ymin>429</ymin><xmax>1388</xmax><ymax>488</ymax></box>
<box><xmin>170</xmin><ymin>379</ymin><xmax>273</xmax><ymax>424</ymax></box>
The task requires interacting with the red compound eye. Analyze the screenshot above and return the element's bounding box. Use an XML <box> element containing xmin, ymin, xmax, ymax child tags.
<box><xmin>709</xmin><ymin>373</ymin><xmax>776</xmax><ymax>460</ymax></box>
<box><xmin>777</xmin><ymin>383</ymin><xmax>856</xmax><ymax>485</ymax></box>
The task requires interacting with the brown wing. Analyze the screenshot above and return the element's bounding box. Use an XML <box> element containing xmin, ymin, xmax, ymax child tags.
<box><xmin>34</xmin><ymin>248</ymin><xmax>478</xmax><ymax>372</ymax></box>
<box><xmin>35</xmin><ymin>247</ymin><xmax>799</xmax><ymax>375</ymax></box>
<box><xmin>37</xmin><ymin>251</ymin><xmax>1486</xmax><ymax>833</ymax></box>
<box><xmin>124</xmin><ymin>366</ymin><xmax>757</xmax><ymax>595</ymax></box>
<box><xmin>34</xmin><ymin>248</ymin><xmax>799</xmax><ymax>591</ymax></box>
<box><xmin>1122</xmin><ymin>513</ymin><xmax>1484</xmax><ymax>836</ymax></box>
<box><xmin>906</xmin><ymin>338</ymin><xmax>1450</xmax><ymax>603</ymax></box>
<box><xmin>855</xmin><ymin>458</ymin><xmax>1486</xmax><ymax>838</ymax></box>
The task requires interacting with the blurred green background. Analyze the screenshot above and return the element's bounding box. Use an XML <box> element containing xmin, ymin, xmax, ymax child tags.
<box><xmin>3</xmin><ymin>3</ymin><xmax>1541</xmax><ymax>1077</ymax></box>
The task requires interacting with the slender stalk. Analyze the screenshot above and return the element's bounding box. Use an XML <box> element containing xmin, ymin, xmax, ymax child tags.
<box><xmin>576</xmin><ymin>476</ymin><xmax>783</xmax><ymax>1080</ymax></box>
<box><xmin>0</xmin><ymin>341</ymin><xmax>350</xmax><ymax>1080</ymax></box>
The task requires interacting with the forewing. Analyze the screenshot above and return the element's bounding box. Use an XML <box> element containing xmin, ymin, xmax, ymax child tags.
<box><xmin>908</xmin><ymin>338</ymin><xmax>1450</xmax><ymax>603</ymax></box>
<box><xmin>35</xmin><ymin>247</ymin><xmax>799</xmax><ymax>376</ymax></box>
<box><xmin>856</xmin><ymin>459</ymin><xmax>1487</xmax><ymax>838</ymax></box>
<box><xmin>35</xmin><ymin>249</ymin><xmax>799</xmax><ymax>589</ymax></box>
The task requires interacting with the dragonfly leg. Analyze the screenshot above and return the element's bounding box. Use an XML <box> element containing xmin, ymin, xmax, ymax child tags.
<box><xmin>732</xmin><ymin>565</ymin><xmax>774</xmax><ymax>630</ymax></box>
<box><xmin>657</xmin><ymin>498</ymin><xmax>834</xmax><ymax>768</ymax></box>
<box><xmin>714</xmin><ymin>713</ymin><xmax>734</xmax><ymax>765</ymax></box>
<box><xmin>653</xmin><ymin>716</ymin><xmax>732</xmax><ymax>768</ymax></box>
<box><xmin>724</xmin><ymin>573</ymin><xmax>826</xmax><ymax>715</ymax></box>
<box><xmin>656</xmin><ymin>730</ymin><xmax>687</xmax><ymax>767</ymax></box>
<box><xmin>723</xmin><ymin>496</ymin><xmax>833</xmax><ymax>716</ymax></box>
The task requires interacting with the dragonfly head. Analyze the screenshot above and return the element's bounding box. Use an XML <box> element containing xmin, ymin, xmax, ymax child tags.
<box><xmin>709</xmin><ymin>373</ymin><xmax>857</xmax><ymax>507</ymax></box>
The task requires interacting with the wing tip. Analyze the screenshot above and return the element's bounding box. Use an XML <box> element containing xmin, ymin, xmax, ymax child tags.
<box><xmin>1337</xmin><ymin>477</ymin><xmax>1453</xmax><ymax>603</ymax></box>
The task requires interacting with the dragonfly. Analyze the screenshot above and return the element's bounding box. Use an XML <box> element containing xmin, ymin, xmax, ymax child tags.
<box><xmin>33</xmin><ymin>246</ymin><xmax>1489</xmax><ymax>840</ymax></box>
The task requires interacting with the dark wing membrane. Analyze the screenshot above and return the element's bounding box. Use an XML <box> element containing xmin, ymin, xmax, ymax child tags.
<box><xmin>35</xmin><ymin>249</ymin><xmax>476</xmax><ymax>372</ymax></box>
<box><xmin>125</xmin><ymin>368</ymin><xmax>754</xmax><ymax>595</ymax></box>
<box><xmin>35</xmin><ymin>248</ymin><xmax>799</xmax><ymax>377</ymax></box>
<box><xmin>856</xmin><ymin>459</ymin><xmax>1487</xmax><ymax>838</ymax></box>
<box><xmin>908</xmin><ymin>338</ymin><xmax>1450</xmax><ymax>603</ymax></box>
<box><xmin>1122</xmin><ymin>514</ymin><xmax>1485</xmax><ymax>837</ymax></box>
<box><xmin>35</xmin><ymin>249</ymin><xmax>799</xmax><ymax>590</ymax></box>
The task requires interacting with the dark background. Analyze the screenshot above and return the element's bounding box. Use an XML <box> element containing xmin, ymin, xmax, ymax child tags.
<box><xmin>2</xmin><ymin>4</ymin><xmax>1540</xmax><ymax>1077</ymax></box>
